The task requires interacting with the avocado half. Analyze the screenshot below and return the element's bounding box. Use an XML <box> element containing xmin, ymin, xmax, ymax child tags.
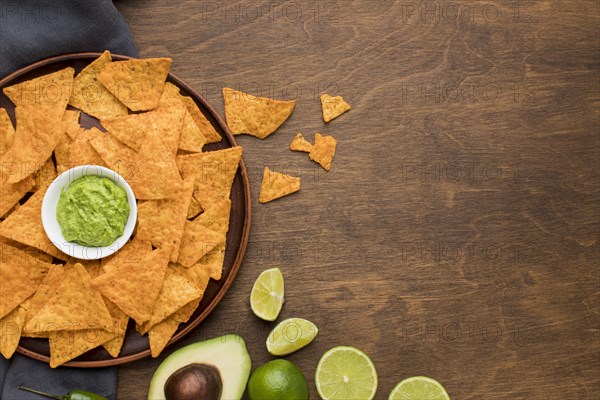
<box><xmin>148</xmin><ymin>334</ymin><xmax>252</xmax><ymax>400</ymax></box>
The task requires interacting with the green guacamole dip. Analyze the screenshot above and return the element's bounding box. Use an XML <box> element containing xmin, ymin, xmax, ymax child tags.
<box><xmin>57</xmin><ymin>175</ymin><xmax>130</xmax><ymax>247</ymax></box>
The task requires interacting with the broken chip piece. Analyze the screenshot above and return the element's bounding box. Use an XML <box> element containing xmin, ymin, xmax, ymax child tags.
<box><xmin>223</xmin><ymin>87</ymin><xmax>295</xmax><ymax>139</ymax></box>
<box><xmin>259</xmin><ymin>167</ymin><xmax>301</xmax><ymax>203</ymax></box>
<box><xmin>290</xmin><ymin>132</ymin><xmax>313</xmax><ymax>153</ymax></box>
<box><xmin>320</xmin><ymin>93</ymin><xmax>351</xmax><ymax>122</ymax></box>
<box><xmin>309</xmin><ymin>133</ymin><xmax>337</xmax><ymax>171</ymax></box>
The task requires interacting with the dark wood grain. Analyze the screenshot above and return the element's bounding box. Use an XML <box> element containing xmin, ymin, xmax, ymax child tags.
<box><xmin>113</xmin><ymin>0</ymin><xmax>599</xmax><ymax>398</ymax></box>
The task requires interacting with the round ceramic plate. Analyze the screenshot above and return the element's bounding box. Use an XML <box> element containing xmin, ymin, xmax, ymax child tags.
<box><xmin>0</xmin><ymin>53</ymin><xmax>252</xmax><ymax>367</ymax></box>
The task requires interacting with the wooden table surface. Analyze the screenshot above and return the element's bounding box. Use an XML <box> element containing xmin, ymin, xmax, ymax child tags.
<box><xmin>114</xmin><ymin>1</ymin><xmax>599</xmax><ymax>398</ymax></box>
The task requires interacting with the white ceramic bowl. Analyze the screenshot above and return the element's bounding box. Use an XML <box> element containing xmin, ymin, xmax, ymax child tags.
<box><xmin>41</xmin><ymin>165</ymin><xmax>137</xmax><ymax>260</ymax></box>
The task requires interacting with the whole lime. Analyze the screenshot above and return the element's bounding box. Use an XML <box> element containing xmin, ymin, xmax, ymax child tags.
<box><xmin>247</xmin><ymin>359</ymin><xmax>309</xmax><ymax>400</ymax></box>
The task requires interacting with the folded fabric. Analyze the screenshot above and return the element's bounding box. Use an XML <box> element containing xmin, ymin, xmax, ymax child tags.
<box><xmin>0</xmin><ymin>0</ymin><xmax>138</xmax><ymax>78</ymax></box>
<box><xmin>0</xmin><ymin>1</ymin><xmax>137</xmax><ymax>398</ymax></box>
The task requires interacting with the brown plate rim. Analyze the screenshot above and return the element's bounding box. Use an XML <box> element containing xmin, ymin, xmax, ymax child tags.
<box><xmin>1</xmin><ymin>52</ymin><xmax>252</xmax><ymax>367</ymax></box>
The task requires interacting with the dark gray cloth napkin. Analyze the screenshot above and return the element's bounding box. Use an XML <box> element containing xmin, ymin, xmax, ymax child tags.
<box><xmin>1</xmin><ymin>0</ymin><xmax>138</xmax><ymax>398</ymax></box>
<box><xmin>0</xmin><ymin>0</ymin><xmax>138</xmax><ymax>78</ymax></box>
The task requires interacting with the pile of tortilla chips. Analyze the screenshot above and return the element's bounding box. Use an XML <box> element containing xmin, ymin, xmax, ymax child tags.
<box><xmin>0</xmin><ymin>51</ymin><xmax>241</xmax><ymax>367</ymax></box>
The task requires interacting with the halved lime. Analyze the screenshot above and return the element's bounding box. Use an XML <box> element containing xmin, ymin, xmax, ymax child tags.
<box><xmin>267</xmin><ymin>317</ymin><xmax>318</xmax><ymax>356</ymax></box>
<box><xmin>315</xmin><ymin>346</ymin><xmax>378</xmax><ymax>400</ymax></box>
<box><xmin>388</xmin><ymin>376</ymin><xmax>450</xmax><ymax>400</ymax></box>
<box><xmin>250</xmin><ymin>267</ymin><xmax>284</xmax><ymax>321</ymax></box>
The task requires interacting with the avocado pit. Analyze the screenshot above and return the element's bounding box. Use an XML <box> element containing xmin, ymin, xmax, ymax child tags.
<box><xmin>164</xmin><ymin>363</ymin><xmax>223</xmax><ymax>400</ymax></box>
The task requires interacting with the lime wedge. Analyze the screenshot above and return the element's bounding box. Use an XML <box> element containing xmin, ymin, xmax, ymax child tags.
<box><xmin>266</xmin><ymin>317</ymin><xmax>318</xmax><ymax>356</ymax></box>
<box><xmin>315</xmin><ymin>346</ymin><xmax>378</xmax><ymax>400</ymax></box>
<box><xmin>388</xmin><ymin>376</ymin><xmax>450</xmax><ymax>400</ymax></box>
<box><xmin>250</xmin><ymin>267</ymin><xmax>284</xmax><ymax>321</ymax></box>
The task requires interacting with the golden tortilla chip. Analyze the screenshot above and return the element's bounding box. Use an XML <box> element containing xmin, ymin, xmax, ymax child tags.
<box><xmin>98</xmin><ymin>58</ymin><xmax>172</xmax><ymax>112</ymax></box>
<box><xmin>195</xmin><ymin>198</ymin><xmax>231</xmax><ymax>235</ymax></box>
<box><xmin>148</xmin><ymin>316</ymin><xmax>180</xmax><ymax>358</ymax></box>
<box><xmin>0</xmin><ymin>305</ymin><xmax>26</xmax><ymax>358</ymax></box>
<box><xmin>1</xmin><ymin>106</ymin><xmax>66</xmax><ymax>184</ymax></box>
<box><xmin>0</xmin><ymin>244</ymin><xmax>51</xmax><ymax>319</ymax></box>
<box><xmin>0</xmin><ymin>237</ymin><xmax>53</xmax><ymax>264</ymax></box>
<box><xmin>92</xmin><ymin>247</ymin><xmax>170</xmax><ymax>323</ymax></box>
<box><xmin>21</xmin><ymin>265</ymin><xmax>67</xmax><ymax>337</ymax></box>
<box><xmin>259</xmin><ymin>167</ymin><xmax>301</xmax><ymax>203</ymax></box>
<box><xmin>0</xmin><ymin>175</ymin><xmax>34</xmax><ymax>219</ymax></box>
<box><xmin>101</xmin><ymin>105</ymin><xmax>185</xmax><ymax>155</ymax></box>
<box><xmin>26</xmin><ymin>263</ymin><xmax>113</xmax><ymax>332</ymax></box>
<box><xmin>176</xmin><ymin>146</ymin><xmax>242</xmax><ymax>209</ymax></box>
<box><xmin>138</xmin><ymin>268</ymin><xmax>202</xmax><ymax>334</ymax></box>
<box><xmin>180</xmin><ymin>95</ymin><xmax>222</xmax><ymax>143</ymax></box>
<box><xmin>136</xmin><ymin>177</ymin><xmax>194</xmax><ymax>262</ymax></box>
<box><xmin>66</xmin><ymin>127</ymin><xmax>106</xmax><ymax>167</ymax></box>
<box><xmin>290</xmin><ymin>132</ymin><xmax>313</xmax><ymax>152</ymax></box>
<box><xmin>101</xmin><ymin>237</ymin><xmax>153</xmax><ymax>272</ymax></box>
<box><xmin>0</xmin><ymin>185</ymin><xmax>69</xmax><ymax>260</ymax></box>
<box><xmin>171</xmin><ymin>297</ymin><xmax>203</xmax><ymax>324</ymax></box>
<box><xmin>178</xmin><ymin>222</ymin><xmax>225</xmax><ymax>268</ymax></box>
<box><xmin>70</xmin><ymin>51</ymin><xmax>129</xmax><ymax>120</ymax></box>
<box><xmin>0</xmin><ymin>108</ymin><xmax>15</xmax><ymax>157</ymax></box>
<box><xmin>3</xmin><ymin>67</ymin><xmax>74</xmax><ymax>117</ymax></box>
<box><xmin>63</xmin><ymin>109</ymin><xmax>81</xmax><ymax>140</ymax></box>
<box><xmin>320</xmin><ymin>93</ymin><xmax>351</xmax><ymax>122</ymax></box>
<box><xmin>158</xmin><ymin>83</ymin><xmax>206</xmax><ymax>153</ymax></box>
<box><xmin>187</xmin><ymin>197</ymin><xmax>203</xmax><ymax>219</ymax></box>
<box><xmin>49</xmin><ymin>328</ymin><xmax>114</xmax><ymax>368</ymax></box>
<box><xmin>222</xmin><ymin>87</ymin><xmax>295</xmax><ymax>139</ymax></box>
<box><xmin>309</xmin><ymin>133</ymin><xmax>337</xmax><ymax>171</ymax></box>
<box><xmin>32</xmin><ymin>157</ymin><xmax>57</xmax><ymax>192</ymax></box>
<box><xmin>90</xmin><ymin>133</ymin><xmax>184</xmax><ymax>200</ymax></box>
<box><xmin>101</xmin><ymin>297</ymin><xmax>129</xmax><ymax>357</ymax></box>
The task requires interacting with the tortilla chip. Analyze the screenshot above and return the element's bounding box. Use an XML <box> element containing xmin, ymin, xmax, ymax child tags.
<box><xmin>0</xmin><ymin>244</ymin><xmax>51</xmax><ymax>319</ymax></box>
<box><xmin>66</xmin><ymin>127</ymin><xmax>106</xmax><ymax>167</ymax></box>
<box><xmin>178</xmin><ymin>221</ymin><xmax>225</xmax><ymax>268</ymax></box>
<box><xmin>222</xmin><ymin>87</ymin><xmax>295</xmax><ymax>139</ymax></box>
<box><xmin>70</xmin><ymin>50</ymin><xmax>129</xmax><ymax>120</ymax></box>
<box><xmin>98</xmin><ymin>58</ymin><xmax>172</xmax><ymax>112</ymax></box>
<box><xmin>136</xmin><ymin>177</ymin><xmax>194</xmax><ymax>262</ymax></box>
<box><xmin>101</xmin><ymin>105</ymin><xmax>185</xmax><ymax>155</ymax></box>
<box><xmin>0</xmin><ymin>185</ymin><xmax>69</xmax><ymax>260</ymax></box>
<box><xmin>290</xmin><ymin>132</ymin><xmax>313</xmax><ymax>153</ymax></box>
<box><xmin>172</xmin><ymin>297</ymin><xmax>203</xmax><ymax>324</ymax></box>
<box><xmin>0</xmin><ymin>237</ymin><xmax>53</xmax><ymax>264</ymax></box>
<box><xmin>259</xmin><ymin>167</ymin><xmax>301</xmax><ymax>203</ymax></box>
<box><xmin>26</xmin><ymin>263</ymin><xmax>113</xmax><ymax>332</ymax></box>
<box><xmin>62</xmin><ymin>109</ymin><xmax>81</xmax><ymax>140</ymax></box>
<box><xmin>309</xmin><ymin>133</ymin><xmax>337</xmax><ymax>171</ymax></box>
<box><xmin>101</xmin><ymin>237</ymin><xmax>153</xmax><ymax>273</ymax></box>
<box><xmin>92</xmin><ymin>247</ymin><xmax>170</xmax><ymax>323</ymax></box>
<box><xmin>148</xmin><ymin>316</ymin><xmax>180</xmax><ymax>358</ymax></box>
<box><xmin>49</xmin><ymin>328</ymin><xmax>114</xmax><ymax>368</ymax></box>
<box><xmin>90</xmin><ymin>133</ymin><xmax>184</xmax><ymax>200</ymax></box>
<box><xmin>0</xmin><ymin>108</ymin><xmax>15</xmax><ymax>157</ymax></box>
<box><xmin>101</xmin><ymin>297</ymin><xmax>129</xmax><ymax>357</ymax></box>
<box><xmin>320</xmin><ymin>93</ymin><xmax>351</xmax><ymax>122</ymax></box>
<box><xmin>180</xmin><ymin>95</ymin><xmax>222</xmax><ymax>143</ymax></box>
<box><xmin>32</xmin><ymin>157</ymin><xmax>57</xmax><ymax>192</ymax></box>
<box><xmin>176</xmin><ymin>147</ymin><xmax>242</xmax><ymax>209</ymax></box>
<box><xmin>0</xmin><ymin>175</ymin><xmax>34</xmax><ymax>219</ymax></box>
<box><xmin>187</xmin><ymin>197</ymin><xmax>203</xmax><ymax>219</ymax></box>
<box><xmin>0</xmin><ymin>306</ymin><xmax>26</xmax><ymax>358</ymax></box>
<box><xmin>1</xmin><ymin>106</ymin><xmax>66</xmax><ymax>183</ymax></box>
<box><xmin>3</xmin><ymin>67</ymin><xmax>74</xmax><ymax>117</ymax></box>
<box><xmin>158</xmin><ymin>83</ymin><xmax>206</xmax><ymax>153</ymax></box>
<box><xmin>22</xmin><ymin>265</ymin><xmax>67</xmax><ymax>337</ymax></box>
<box><xmin>138</xmin><ymin>268</ymin><xmax>202</xmax><ymax>334</ymax></box>
<box><xmin>173</xmin><ymin>238</ymin><xmax>223</xmax><ymax>282</ymax></box>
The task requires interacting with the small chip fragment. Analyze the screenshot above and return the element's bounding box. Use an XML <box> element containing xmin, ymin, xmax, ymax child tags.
<box><xmin>290</xmin><ymin>133</ymin><xmax>313</xmax><ymax>153</ymax></box>
<box><xmin>259</xmin><ymin>167</ymin><xmax>301</xmax><ymax>203</ymax></box>
<box><xmin>309</xmin><ymin>133</ymin><xmax>337</xmax><ymax>170</ymax></box>
<box><xmin>320</xmin><ymin>93</ymin><xmax>351</xmax><ymax>122</ymax></box>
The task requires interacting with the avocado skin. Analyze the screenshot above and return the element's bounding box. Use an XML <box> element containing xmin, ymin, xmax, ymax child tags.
<box><xmin>148</xmin><ymin>334</ymin><xmax>252</xmax><ymax>400</ymax></box>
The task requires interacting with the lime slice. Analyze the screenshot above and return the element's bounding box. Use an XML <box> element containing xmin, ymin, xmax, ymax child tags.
<box><xmin>388</xmin><ymin>376</ymin><xmax>450</xmax><ymax>400</ymax></box>
<box><xmin>315</xmin><ymin>346</ymin><xmax>378</xmax><ymax>400</ymax></box>
<box><xmin>250</xmin><ymin>267</ymin><xmax>284</xmax><ymax>321</ymax></box>
<box><xmin>266</xmin><ymin>317</ymin><xmax>318</xmax><ymax>356</ymax></box>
